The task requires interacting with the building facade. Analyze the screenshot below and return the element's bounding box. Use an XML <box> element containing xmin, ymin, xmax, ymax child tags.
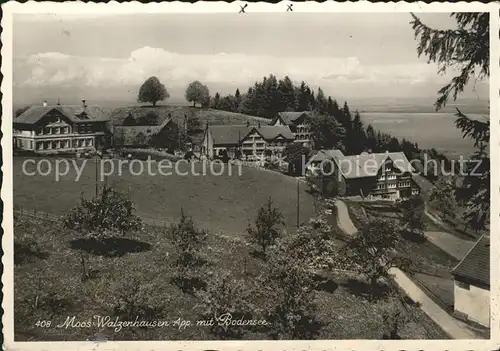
<box><xmin>14</xmin><ymin>101</ymin><xmax>110</xmax><ymax>154</ymax></box>
<box><xmin>452</xmin><ymin>235</ymin><xmax>490</xmax><ymax>328</ymax></box>
<box><xmin>269</xmin><ymin>111</ymin><xmax>312</xmax><ymax>148</ymax></box>
<box><xmin>308</xmin><ymin>149</ymin><xmax>420</xmax><ymax>199</ymax></box>
<box><xmin>201</xmin><ymin>124</ymin><xmax>294</xmax><ymax>160</ymax></box>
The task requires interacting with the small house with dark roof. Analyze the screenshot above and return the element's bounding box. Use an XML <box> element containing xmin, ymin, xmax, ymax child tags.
<box><xmin>269</xmin><ymin>111</ymin><xmax>312</xmax><ymax>148</ymax></box>
<box><xmin>201</xmin><ymin>123</ymin><xmax>294</xmax><ymax>159</ymax></box>
<box><xmin>113</xmin><ymin>116</ymin><xmax>174</xmax><ymax>148</ymax></box>
<box><xmin>452</xmin><ymin>234</ymin><xmax>490</xmax><ymax>328</ymax></box>
<box><xmin>13</xmin><ymin>100</ymin><xmax>110</xmax><ymax>153</ymax></box>
<box><xmin>307</xmin><ymin>149</ymin><xmax>420</xmax><ymax>199</ymax></box>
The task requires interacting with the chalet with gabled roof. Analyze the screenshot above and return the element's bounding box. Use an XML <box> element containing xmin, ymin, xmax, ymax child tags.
<box><xmin>201</xmin><ymin>123</ymin><xmax>294</xmax><ymax>159</ymax></box>
<box><xmin>269</xmin><ymin>111</ymin><xmax>312</xmax><ymax>148</ymax></box>
<box><xmin>307</xmin><ymin>149</ymin><xmax>420</xmax><ymax>199</ymax></box>
<box><xmin>13</xmin><ymin>100</ymin><xmax>110</xmax><ymax>153</ymax></box>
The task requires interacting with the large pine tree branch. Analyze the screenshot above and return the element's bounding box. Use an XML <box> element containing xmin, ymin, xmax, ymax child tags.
<box><xmin>410</xmin><ymin>13</ymin><xmax>489</xmax><ymax>110</ymax></box>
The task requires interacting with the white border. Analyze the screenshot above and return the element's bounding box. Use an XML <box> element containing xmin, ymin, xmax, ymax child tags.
<box><xmin>2</xmin><ymin>2</ymin><xmax>499</xmax><ymax>350</ymax></box>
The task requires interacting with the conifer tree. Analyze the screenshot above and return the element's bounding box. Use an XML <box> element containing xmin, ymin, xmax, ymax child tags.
<box><xmin>411</xmin><ymin>12</ymin><xmax>490</xmax><ymax>230</ymax></box>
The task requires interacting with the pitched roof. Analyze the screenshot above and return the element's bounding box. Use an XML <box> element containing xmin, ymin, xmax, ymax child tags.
<box><xmin>254</xmin><ymin>125</ymin><xmax>294</xmax><ymax>141</ymax></box>
<box><xmin>63</xmin><ymin>105</ymin><xmax>109</xmax><ymax>122</ymax></box>
<box><xmin>309</xmin><ymin>149</ymin><xmax>345</xmax><ymax>163</ymax></box>
<box><xmin>113</xmin><ymin>118</ymin><xmax>172</xmax><ymax>146</ymax></box>
<box><xmin>15</xmin><ymin>105</ymin><xmax>109</xmax><ymax>124</ymax></box>
<box><xmin>312</xmin><ymin>150</ymin><xmax>415</xmax><ymax>179</ymax></box>
<box><xmin>452</xmin><ymin>235</ymin><xmax>490</xmax><ymax>287</ymax></box>
<box><xmin>273</xmin><ymin>111</ymin><xmax>311</xmax><ymax>125</ymax></box>
<box><xmin>209</xmin><ymin>125</ymin><xmax>252</xmax><ymax>145</ymax></box>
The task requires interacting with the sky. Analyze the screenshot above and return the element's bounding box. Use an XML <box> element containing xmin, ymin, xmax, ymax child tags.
<box><xmin>13</xmin><ymin>12</ymin><xmax>489</xmax><ymax>106</ymax></box>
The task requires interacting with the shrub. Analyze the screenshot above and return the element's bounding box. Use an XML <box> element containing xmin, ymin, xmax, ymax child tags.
<box><xmin>342</xmin><ymin>217</ymin><xmax>412</xmax><ymax>300</ymax></box>
<box><xmin>64</xmin><ymin>186</ymin><xmax>142</xmax><ymax>240</ymax></box>
<box><xmin>378</xmin><ymin>295</ymin><xmax>413</xmax><ymax>339</ymax></box>
<box><xmin>196</xmin><ymin>271</ymin><xmax>254</xmax><ymax>339</ymax></box>
<box><xmin>399</xmin><ymin>195</ymin><xmax>426</xmax><ymax>234</ymax></box>
<box><xmin>246</xmin><ymin>197</ymin><xmax>285</xmax><ymax>256</ymax></box>
<box><xmin>262</xmin><ymin>242</ymin><xmax>320</xmax><ymax>339</ymax></box>
<box><xmin>168</xmin><ymin>209</ymin><xmax>208</xmax><ymax>293</ymax></box>
<box><xmin>110</xmin><ymin>275</ymin><xmax>165</xmax><ymax>321</ymax></box>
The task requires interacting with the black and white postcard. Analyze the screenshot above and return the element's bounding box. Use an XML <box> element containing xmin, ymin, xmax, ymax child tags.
<box><xmin>2</xmin><ymin>2</ymin><xmax>498</xmax><ymax>350</ymax></box>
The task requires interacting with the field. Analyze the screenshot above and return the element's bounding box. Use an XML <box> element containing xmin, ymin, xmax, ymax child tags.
<box><xmin>14</xmin><ymin>157</ymin><xmax>316</xmax><ymax>237</ymax></box>
<box><xmin>110</xmin><ymin>105</ymin><xmax>270</xmax><ymax>126</ymax></box>
<box><xmin>14</xmin><ymin>214</ymin><xmax>449</xmax><ymax>341</ymax></box>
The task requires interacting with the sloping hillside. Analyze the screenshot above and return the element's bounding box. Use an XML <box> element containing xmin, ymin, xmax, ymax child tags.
<box><xmin>110</xmin><ymin>105</ymin><xmax>269</xmax><ymax>127</ymax></box>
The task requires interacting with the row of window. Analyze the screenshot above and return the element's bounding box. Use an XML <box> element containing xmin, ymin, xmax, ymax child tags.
<box><xmin>378</xmin><ymin>174</ymin><xmax>397</xmax><ymax>181</ymax></box>
<box><xmin>42</xmin><ymin>126</ymin><xmax>70</xmax><ymax>135</ymax></box>
<box><xmin>295</xmin><ymin>134</ymin><xmax>310</xmax><ymax>141</ymax></box>
<box><xmin>38</xmin><ymin>124</ymin><xmax>97</xmax><ymax>135</ymax></box>
<box><xmin>376</xmin><ymin>182</ymin><xmax>412</xmax><ymax>190</ymax></box>
<box><xmin>36</xmin><ymin>138</ymin><xmax>94</xmax><ymax>150</ymax></box>
<box><xmin>242</xmin><ymin>141</ymin><xmax>289</xmax><ymax>148</ymax></box>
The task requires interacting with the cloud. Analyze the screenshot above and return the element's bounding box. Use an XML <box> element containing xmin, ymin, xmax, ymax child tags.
<box><xmin>15</xmin><ymin>46</ymin><xmax>461</xmax><ymax>98</ymax></box>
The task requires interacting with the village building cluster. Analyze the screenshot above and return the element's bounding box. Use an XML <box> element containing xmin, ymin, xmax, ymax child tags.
<box><xmin>12</xmin><ymin>100</ymin><xmax>490</xmax><ymax>331</ymax></box>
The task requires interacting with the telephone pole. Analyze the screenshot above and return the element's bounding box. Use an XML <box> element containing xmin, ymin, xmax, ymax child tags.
<box><xmin>296</xmin><ymin>178</ymin><xmax>300</xmax><ymax>228</ymax></box>
<box><xmin>95</xmin><ymin>157</ymin><xmax>98</xmax><ymax>197</ymax></box>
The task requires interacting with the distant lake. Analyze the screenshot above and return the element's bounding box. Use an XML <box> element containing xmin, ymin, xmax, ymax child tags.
<box><xmin>360</xmin><ymin>112</ymin><xmax>488</xmax><ymax>159</ymax></box>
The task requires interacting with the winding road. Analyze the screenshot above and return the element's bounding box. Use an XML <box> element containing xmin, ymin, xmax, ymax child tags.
<box><xmin>334</xmin><ymin>200</ymin><xmax>480</xmax><ymax>339</ymax></box>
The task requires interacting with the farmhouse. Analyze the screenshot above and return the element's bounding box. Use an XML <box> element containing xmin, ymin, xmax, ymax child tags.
<box><xmin>452</xmin><ymin>234</ymin><xmax>490</xmax><ymax>328</ymax></box>
<box><xmin>308</xmin><ymin>149</ymin><xmax>420</xmax><ymax>199</ymax></box>
<box><xmin>113</xmin><ymin>117</ymin><xmax>173</xmax><ymax>148</ymax></box>
<box><xmin>201</xmin><ymin>123</ymin><xmax>294</xmax><ymax>159</ymax></box>
<box><xmin>269</xmin><ymin>111</ymin><xmax>312</xmax><ymax>148</ymax></box>
<box><xmin>14</xmin><ymin>100</ymin><xmax>110</xmax><ymax>153</ymax></box>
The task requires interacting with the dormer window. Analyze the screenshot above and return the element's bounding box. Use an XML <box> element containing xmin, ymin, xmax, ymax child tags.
<box><xmin>78</xmin><ymin>112</ymin><xmax>89</xmax><ymax>120</ymax></box>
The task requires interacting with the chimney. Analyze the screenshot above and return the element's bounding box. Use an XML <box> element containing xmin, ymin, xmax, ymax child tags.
<box><xmin>82</xmin><ymin>99</ymin><xmax>87</xmax><ymax>109</ymax></box>
<box><xmin>43</xmin><ymin>100</ymin><xmax>48</xmax><ymax>108</ymax></box>
<box><xmin>246</xmin><ymin>120</ymin><xmax>250</xmax><ymax>127</ymax></box>
<box><xmin>57</xmin><ymin>98</ymin><xmax>61</xmax><ymax>106</ymax></box>
<box><xmin>258</xmin><ymin>122</ymin><xmax>261</xmax><ymax>128</ymax></box>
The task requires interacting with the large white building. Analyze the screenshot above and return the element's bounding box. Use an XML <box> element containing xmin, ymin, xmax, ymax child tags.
<box><xmin>14</xmin><ymin>100</ymin><xmax>110</xmax><ymax>153</ymax></box>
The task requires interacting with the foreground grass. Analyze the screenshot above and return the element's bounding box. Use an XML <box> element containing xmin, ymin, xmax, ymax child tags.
<box><xmin>14</xmin><ymin>215</ymin><xmax>448</xmax><ymax>341</ymax></box>
<box><xmin>14</xmin><ymin>157</ymin><xmax>316</xmax><ymax>237</ymax></box>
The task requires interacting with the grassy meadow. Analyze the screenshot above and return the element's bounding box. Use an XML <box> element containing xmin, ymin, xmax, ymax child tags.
<box><xmin>14</xmin><ymin>157</ymin><xmax>316</xmax><ymax>237</ymax></box>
